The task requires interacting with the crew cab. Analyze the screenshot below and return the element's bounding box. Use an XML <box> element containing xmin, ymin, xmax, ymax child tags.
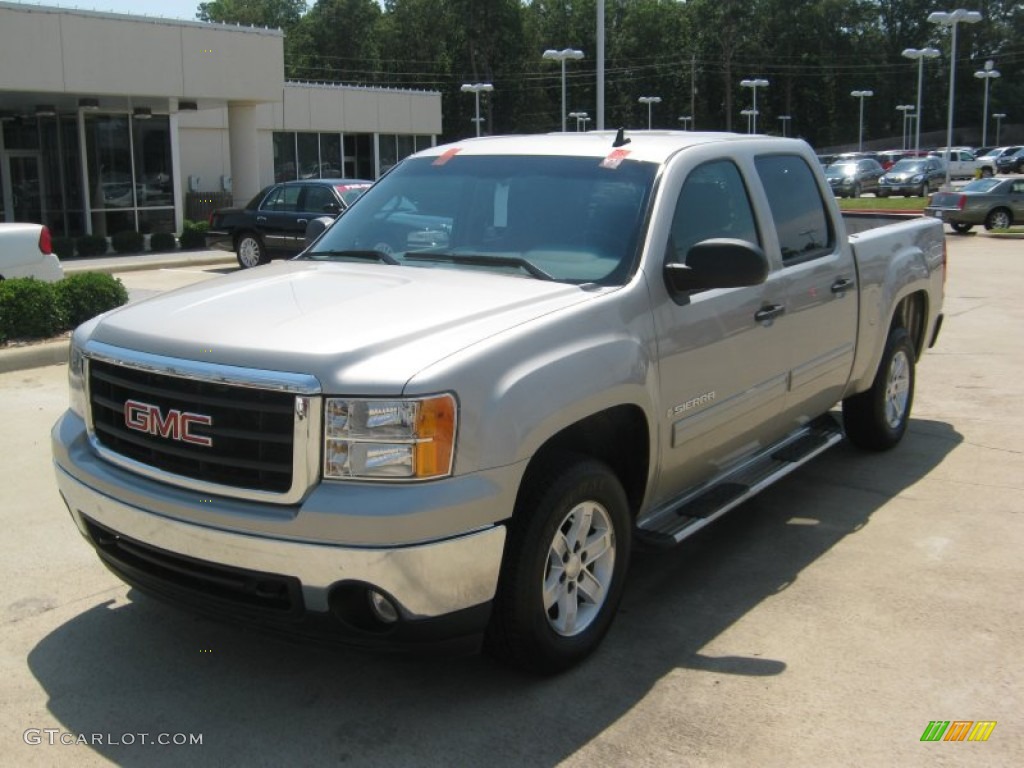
<box><xmin>207</xmin><ymin>178</ymin><xmax>372</xmax><ymax>269</ymax></box>
<box><xmin>53</xmin><ymin>132</ymin><xmax>945</xmax><ymax>673</ymax></box>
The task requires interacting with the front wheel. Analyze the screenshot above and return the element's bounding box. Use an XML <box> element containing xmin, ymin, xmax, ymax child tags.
<box><xmin>950</xmin><ymin>222</ymin><xmax>973</xmax><ymax>234</ymax></box>
<box><xmin>985</xmin><ymin>208</ymin><xmax>1012</xmax><ymax>231</ymax></box>
<box><xmin>236</xmin><ymin>234</ymin><xmax>267</xmax><ymax>269</ymax></box>
<box><xmin>980</xmin><ymin>167</ymin><xmax>994</xmax><ymax>178</ymax></box>
<box><xmin>484</xmin><ymin>455</ymin><xmax>631</xmax><ymax>674</ymax></box>
<box><xmin>850</xmin><ymin>183</ymin><xmax>861</xmax><ymax>198</ymax></box>
<box><xmin>842</xmin><ymin>327</ymin><xmax>915</xmax><ymax>451</ymax></box>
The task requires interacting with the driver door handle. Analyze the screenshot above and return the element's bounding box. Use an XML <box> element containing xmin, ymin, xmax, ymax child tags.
<box><xmin>831</xmin><ymin>277</ymin><xmax>855</xmax><ymax>294</ymax></box>
<box><xmin>755</xmin><ymin>304</ymin><xmax>786</xmax><ymax>323</ymax></box>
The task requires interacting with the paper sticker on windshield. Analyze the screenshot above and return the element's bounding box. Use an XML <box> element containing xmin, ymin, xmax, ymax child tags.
<box><xmin>433</xmin><ymin>148</ymin><xmax>462</xmax><ymax>166</ymax></box>
<box><xmin>600</xmin><ymin>149</ymin><xmax>631</xmax><ymax>169</ymax></box>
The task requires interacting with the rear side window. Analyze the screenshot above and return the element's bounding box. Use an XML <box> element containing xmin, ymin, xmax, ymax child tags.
<box><xmin>755</xmin><ymin>154</ymin><xmax>834</xmax><ymax>264</ymax></box>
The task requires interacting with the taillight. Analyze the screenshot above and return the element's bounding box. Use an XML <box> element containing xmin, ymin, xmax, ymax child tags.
<box><xmin>38</xmin><ymin>226</ymin><xmax>53</xmax><ymax>255</ymax></box>
<box><xmin>956</xmin><ymin>195</ymin><xmax>967</xmax><ymax>211</ymax></box>
<box><xmin>208</xmin><ymin>210</ymin><xmax>216</xmax><ymax>226</ymax></box>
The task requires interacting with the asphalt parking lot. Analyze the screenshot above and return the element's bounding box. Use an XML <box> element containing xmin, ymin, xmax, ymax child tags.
<box><xmin>0</xmin><ymin>232</ymin><xmax>1021</xmax><ymax>766</ymax></box>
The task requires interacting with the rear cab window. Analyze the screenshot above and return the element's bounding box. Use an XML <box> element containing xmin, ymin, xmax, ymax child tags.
<box><xmin>754</xmin><ymin>154</ymin><xmax>835</xmax><ymax>265</ymax></box>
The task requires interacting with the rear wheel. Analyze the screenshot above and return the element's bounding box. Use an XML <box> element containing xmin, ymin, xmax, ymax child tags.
<box><xmin>236</xmin><ymin>233</ymin><xmax>267</xmax><ymax>269</ymax></box>
<box><xmin>980</xmin><ymin>166</ymin><xmax>994</xmax><ymax>179</ymax></box>
<box><xmin>484</xmin><ymin>455</ymin><xmax>631</xmax><ymax>674</ymax></box>
<box><xmin>950</xmin><ymin>222</ymin><xmax>973</xmax><ymax>234</ymax></box>
<box><xmin>985</xmin><ymin>208</ymin><xmax>1012</xmax><ymax>230</ymax></box>
<box><xmin>843</xmin><ymin>327</ymin><xmax>915</xmax><ymax>451</ymax></box>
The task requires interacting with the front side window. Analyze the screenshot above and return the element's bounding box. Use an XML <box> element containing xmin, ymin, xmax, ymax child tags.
<box><xmin>667</xmin><ymin>159</ymin><xmax>760</xmax><ymax>264</ymax></box>
<box><xmin>755</xmin><ymin>154</ymin><xmax>834</xmax><ymax>264</ymax></box>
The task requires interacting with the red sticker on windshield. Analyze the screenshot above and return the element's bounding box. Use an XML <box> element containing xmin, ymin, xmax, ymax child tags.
<box><xmin>433</xmin><ymin>148</ymin><xmax>462</xmax><ymax>166</ymax></box>
<box><xmin>600</xmin><ymin>149</ymin><xmax>631</xmax><ymax>169</ymax></box>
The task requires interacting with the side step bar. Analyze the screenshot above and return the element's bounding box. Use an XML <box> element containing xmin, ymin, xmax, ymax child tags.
<box><xmin>636</xmin><ymin>416</ymin><xmax>844</xmax><ymax>549</ymax></box>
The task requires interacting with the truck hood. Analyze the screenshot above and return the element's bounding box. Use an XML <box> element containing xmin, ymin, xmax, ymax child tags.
<box><xmin>88</xmin><ymin>260</ymin><xmax>597</xmax><ymax>393</ymax></box>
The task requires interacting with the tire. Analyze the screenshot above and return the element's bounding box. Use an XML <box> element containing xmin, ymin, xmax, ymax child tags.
<box><xmin>236</xmin><ymin>233</ymin><xmax>267</xmax><ymax>269</ymax></box>
<box><xmin>916</xmin><ymin>183</ymin><xmax>926</xmax><ymax>198</ymax></box>
<box><xmin>484</xmin><ymin>455</ymin><xmax>631</xmax><ymax>674</ymax></box>
<box><xmin>850</xmin><ymin>183</ymin><xmax>861</xmax><ymax>199</ymax></box>
<box><xmin>877</xmin><ymin>189</ymin><xmax>889</xmax><ymax>198</ymax></box>
<box><xmin>950</xmin><ymin>222</ymin><xmax>973</xmax><ymax>234</ymax></box>
<box><xmin>843</xmin><ymin>327</ymin><xmax>915</xmax><ymax>451</ymax></box>
<box><xmin>980</xmin><ymin>166</ymin><xmax>994</xmax><ymax>179</ymax></box>
<box><xmin>985</xmin><ymin>208</ymin><xmax>1012</xmax><ymax>231</ymax></box>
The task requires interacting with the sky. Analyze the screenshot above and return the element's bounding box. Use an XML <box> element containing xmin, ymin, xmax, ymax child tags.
<box><xmin>9</xmin><ymin>1</ymin><xmax>206</xmax><ymax>22</ymax></box>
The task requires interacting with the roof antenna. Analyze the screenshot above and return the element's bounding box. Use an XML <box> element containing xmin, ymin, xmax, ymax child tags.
<box><xmin>612</xmin><ymin>127</ymin><xmax>631</xmax><ymax>148</ymax></box>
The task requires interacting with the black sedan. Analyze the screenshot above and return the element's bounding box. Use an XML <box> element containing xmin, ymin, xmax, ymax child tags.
<box><xmin>876</xmin><ymin>157</ymin><xmax>946</xmax><ymax>198</ymax></box>
<box><xmin>995</xmin><ymin>147</ymin><xmax>1024</xmax><ymax>175</ymax></box>
<box><xmin>208</xmin><ymin>179</ymin><xmax>372</xmax><ymax>268</ymax></box>
<box><xmin>824</xmin><ymin>158</ymin><xmax>885</xmax><ymax>198</ymax></box>
<box><xmin>925</xmin><ymin>177</ymin><xmax>1024</xmax><ymax>233</ymax></box>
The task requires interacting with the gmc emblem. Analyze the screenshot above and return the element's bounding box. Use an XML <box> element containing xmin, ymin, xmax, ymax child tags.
<box><xmin>124</xmin><ymin>399</ymin><xmax>213</xmax><ymax>447</ymax></box>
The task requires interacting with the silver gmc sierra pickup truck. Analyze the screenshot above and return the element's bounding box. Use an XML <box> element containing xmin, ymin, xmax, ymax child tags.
<box><xmin>52</xmin><ymin>131</ymin><xmax>945</xmax><ymax>673</ymax></box>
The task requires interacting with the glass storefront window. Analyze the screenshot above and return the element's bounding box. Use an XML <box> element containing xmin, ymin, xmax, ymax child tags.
<box><xmin>85</xmin><ymin>115</ymin><xmax>133</xmax><ymax>212</ymax></box>
<box><xmin>297</xmin><ymin>132</ymin><xmax>319</xmax><ymax>179</ymax></box>
<box><xmin>321</xmin><ymin>133</ymin><xmax>342</xmax><ymax>178</ymax></box>
<box><xmin>134</xmin><ymin>117</ymin><xmax>173</xmax><ymax>208</ymax></box>
<box><xmin>379</xmin><ymin>135</ymin><xmax>397</xmax><ymax>174</ymax></box>
<box><xmin>274</xmin><ymin>132</ymin><xmax>296</xmax><ymax>182</ymax></box>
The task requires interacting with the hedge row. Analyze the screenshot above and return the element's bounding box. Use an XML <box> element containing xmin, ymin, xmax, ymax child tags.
<box><xmin>50</xmin><ymin>221</ymin><xmax>210</xmax><ymax>259</ymax></box>
<box><xmin>0</xmin><ymin>273</ymin><xmax>129</xmax><ymax>344</ymax></box>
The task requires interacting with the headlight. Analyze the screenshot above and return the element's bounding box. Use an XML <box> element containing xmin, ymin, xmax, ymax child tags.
<box><xmin>324</xmin><ymin>394</ymin><xmax>457</xmax><ymax>481</ymax></box>
<box><xmin>911</xmin><ymin>175</ymin><xmax>924</xmax><ymax>183</ymax></box>
<box><xmin>68</xmin><ymin>338</ymin><xmax>87</xmax><ymax>419</ymax></box>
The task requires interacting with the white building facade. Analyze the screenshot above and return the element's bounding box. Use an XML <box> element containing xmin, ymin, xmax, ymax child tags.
<box><xmin>0</xmin><ymin>2</ymin><xmax>441</xmax><ymax>238</ymax></box>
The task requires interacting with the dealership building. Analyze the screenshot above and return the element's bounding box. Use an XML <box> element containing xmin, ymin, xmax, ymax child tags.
<box><xmin>0</xmin><ymin>2</ymin><xmax>442</xmax><ymax>238</ymax></box>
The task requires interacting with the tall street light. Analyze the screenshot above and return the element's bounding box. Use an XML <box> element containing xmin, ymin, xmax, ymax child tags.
<box><xmin>568</xmin><ymin>111</ymin><xmax>589</xmax><ymax>132</ymax></box>
<box><xmin>896</xmin><ymin>105</ymin><xmax>916</xmax><ymax>149</ymax></box>
<box><xmin>929</xmin><ymin>9</ymin><xmax>983</xmax><ymax>190</ymax></box>
<box><xmin>460</xmin><ymin>83</ymin><xmax>494</xmax><ymax>137</ymax></box>
<box><xmin>678</xmin><ymin>115</ymin><xmax>693</xmax><ymax>131</ymax></box>
<box><xmin>902</xmin><ymin>47</ymin><xmax>940</xmax><ymax>153</ymax></box>
<box><xmin>851</xmin><ymin>90</ymin><xmax>873</xmax><ymax>152</ymax></box>
<box><xmin>778</xmin><ymin>115</ymin><xmax>791</xmax><ymax>137</ymax></box>
<box><xmin>975</xmin><ymin>60</ymin><xmax>1000</xmax><ymax>147</ymax></box>
<box><xmin>543</xmin><ymin>48</ymin><xmax>584</xmax><ymax>132</ymax></box>
<box><xmin>740</xmin><ymin>109</ymin><xmax>758</xmax><ymax>134</ymax></box>
<box><xmin>993</xmin><ymin>112</ymin><xmax>1007</xmax><ymax>145</ymax></box>
<box><xmin>638</xmin><ymin>96</ymin><xmax>661</xmax><ymax>129</ymax></box>
<box><xmin>739</xmin><ymin>78</ymin><xmax>769</xmax><ymax>133</ymax></box>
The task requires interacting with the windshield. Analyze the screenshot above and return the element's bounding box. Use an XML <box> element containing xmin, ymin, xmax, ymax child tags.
<box><xmin>825</xmin><ymin>163</ymin><xmax>858</xmax><ymax>177</ymax></box>
<box><xmin>888</xmin><ymin>160</ymin><xmax>928</xmax><ymax>173</ymax></box>
<box><xmin>303</xmin><ymin>154</ymin><xmax>657</xmax><ymax>285</ymax></box>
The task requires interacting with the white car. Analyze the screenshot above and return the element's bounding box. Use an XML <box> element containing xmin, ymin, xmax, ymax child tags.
<box><xmin>0</xmin><ymin>223</ymin><xmax>64</xmax><ymax>282</ymax></box>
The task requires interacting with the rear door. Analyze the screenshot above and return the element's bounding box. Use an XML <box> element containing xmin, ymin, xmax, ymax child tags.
<box><xmin>752</xmin><ymin>154</ymin><xmax>857</xmax><ymax>429</ymax></box>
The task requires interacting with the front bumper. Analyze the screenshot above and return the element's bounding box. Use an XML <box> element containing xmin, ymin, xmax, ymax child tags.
<box><xmin>53</xmin><ymin>411</ymin><xmax>509</xmax><ymax>647</ymax></box>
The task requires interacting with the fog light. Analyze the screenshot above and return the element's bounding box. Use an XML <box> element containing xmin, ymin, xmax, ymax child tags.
<box><xmin>368</xmin><ymin>590</ymin><xmax>399</xmax><ymax>624</ymax></box>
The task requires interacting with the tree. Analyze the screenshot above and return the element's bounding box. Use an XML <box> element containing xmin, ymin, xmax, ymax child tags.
<box><xmin>196</xmin><ymin>0</ymin><xmax>307</xmax><ymax>29</ymax></box>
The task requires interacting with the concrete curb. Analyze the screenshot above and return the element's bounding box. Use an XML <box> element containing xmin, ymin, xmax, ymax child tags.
<box><xmin>0</xmin><ymin>339</ymin><xmax>70</xmax><ymax>374</ymax></box>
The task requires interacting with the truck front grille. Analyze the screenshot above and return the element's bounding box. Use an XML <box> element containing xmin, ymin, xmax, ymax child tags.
<box><xmin>89</xmin><ymin>359</ymin><xmax>297</xmax><ymax>494</ymax></box>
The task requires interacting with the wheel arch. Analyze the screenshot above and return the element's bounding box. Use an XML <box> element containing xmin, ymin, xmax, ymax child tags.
<box><xmin>513</xmin><ymin>405</ymin><xmax>650</xmax><ymax>523</ymax></box>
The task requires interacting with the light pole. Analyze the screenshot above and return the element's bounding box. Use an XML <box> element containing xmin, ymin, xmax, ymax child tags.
<box><xmin>568</xmin><ymin>111</ymin><xmax>589</xmax><ymax>132</ymax></box>
<box><xmin>993</xmin><ymin>112</ymin><xmax>1007</xmax><ymax>145</ymax></box>
<box><xmin>851</xmin><ymin>90</ymin><xmax>873</xmax><ymax>152</ymax></box>
<box><xmin>638</xmin><ymin>96</ymin><xmax>661</xmax><ymax>129</ymax></box>
<box><xmin>902</xmin><ymin>47</ymin><xmax>940</xmax><ymax>153</ymax></box>
<box><xmin>678</xmin><ymin>115</ymin><xmax>693</xmax><ymax>131</ymax></box>
<box><xmin>975</xmin><ymin>60</ymin><xmax>1000</xmax><ymax>147</ymax></box>
<box><xmin>896</xmin><ymin>105</ymin><xmax>915</xmax><ymax>149</ymax></box>
<box><xmin>929</xmin><ymin>9</ymin><xmax>983</xmax><ymax>190</ymax></box>
<box><xmin>543</xmin><ymin>48</ymin><xmax>584</xmax><ymax>132</ymax></box>
<box><xmin>739</xmin><ymin>78</ymin><xmax>769</xmax><ymax>133</ymax></box>
<box><xmin>460</xmin><ymin>83</ymin><xmax>493</xmax><ymax>137</ymax></box>
<box><xmin>740</xmin><ymin>109</ymin><xmax>758</xmax><ymax>134</ymax></box>
<box><xmin>778</xmin><ymin>115</ymin><xmax>791</xmax><ymax>137</ymax></box>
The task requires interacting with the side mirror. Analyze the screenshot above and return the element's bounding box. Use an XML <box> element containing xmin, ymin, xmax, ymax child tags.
<box><xmin>664</xmin><ymin>238</ymin><xmax>769</xmax><ymax>295</ymax></box>
<box><xmin>304</xmin><ymin>216</ymin><xmax>335</xmax><ymax>247</ymax></box>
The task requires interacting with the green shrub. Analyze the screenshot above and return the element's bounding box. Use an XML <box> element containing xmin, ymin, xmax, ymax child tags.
<box><xmin>0</xmin><ymin>279</ymin><xmax>63</xmax><ymax>342</ymax></box>
<box><xmin>55</xmin><ymin>272</ymin><xmax>129</xmax><ymax>329</ymax></box>
<box><xmin>179</xmin><ymin>220</ymin><xmax>209</xmax><ymax>250</ymax></box>
<box><xmin>149</xmin><ymin>231</ymin><xmax>177</xmax><ymax>252</ymax></box>
<box><xmin>111</xmin><ymin>230</ymin><xmax>145</xmax><ymax>254</ymax></box>
<box><xmin>76</xmin><ymin>234</ymin><xmax>109</xmax><ymax>257</ymax></box>
<box><xmin>52</xmin><ymin>237</ymin><xmax>76</xmax><ymax>260</ymax></box>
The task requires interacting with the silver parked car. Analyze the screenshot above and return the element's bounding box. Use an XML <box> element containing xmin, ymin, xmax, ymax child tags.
<box><xmin>925</xmin><ymin>177</ymin><xmax>1024</xmax><ymax>233</ymax></box>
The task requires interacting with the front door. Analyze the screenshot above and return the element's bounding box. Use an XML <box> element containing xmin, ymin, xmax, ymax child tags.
<box><xmin>2</xmin><ymin>152</ymin><xmax>45</xmax><ymax>223</ymax></box>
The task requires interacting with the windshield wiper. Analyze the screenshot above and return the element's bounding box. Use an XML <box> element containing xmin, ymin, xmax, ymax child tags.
<box><xmin>403</xmin><ymin>252</ymin><xmax>555</xmax><ymax>281</ymax></box>
<box><xmin>304</xmin><ymin>249</ymin><xmax>401</xmax><ymax>265</ymax></box>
